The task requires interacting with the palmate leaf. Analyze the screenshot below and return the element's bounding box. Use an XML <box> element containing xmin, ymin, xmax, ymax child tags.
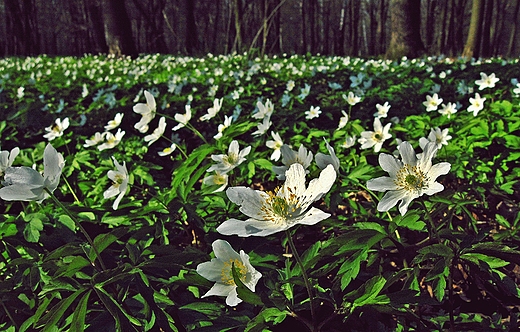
<box><xmin>343</xmin><ymin>275</ymin><xmax>386</xmax><ymax>312</ymax></box>
<box><xmin>36</xmin><ymin>288</ymin><xmax>86</xmax><ymax>331</ymax></box>
<box><xmin>94</xmin><ymin>285</ymin><xmax>142</xmax><ymax>331</ymax></box>
<box><xmin>71</xmin><ymin>290</ymin><xmax>91</xmax><ymax>332</ymax></box>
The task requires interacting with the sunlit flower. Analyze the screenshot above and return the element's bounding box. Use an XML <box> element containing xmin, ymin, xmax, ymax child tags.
<box><xmin>367</xmin><ymin>141</ymin><xmax>450</xmax><ymax>215</ymax></box>
<box><xmin>266</xmin><ymin>131</ymin><xmax>284</xmax><ymax>161</ymax></box>
<box><xmin>98</xmin><ymin>128</ymin><xmax>125</xmax><ymax>151</ymax></box>
<box><xmin>286</xmin><ymin>80</ymin><xmax>295</xmax><ymax>92</ymax></box>
<box><xmin>272</xmin><ymin>144</ymin><xmax>313</xmax><ymax>180</ymax></box>
<box><xmin>203</xmin><ymin>171</ymin><xmax>229</xmax><ymax>193</ymax></box>
<box><xmin>513</xmin><ymin>83</ymin><xmax>520</xmax><ymax>95</ymax></box>
<box><xmin>217</xmin><ymin>163</ymin><xmax>336</xmax><ymax>237</ymax></box>
<box><xmin>133</xmin><ymin>90</ymin><xmax>156</xmax><ymax>133</ymax></box>
<box><xmin>158</xmin><ymin>143</ymin><xmax>177</xmax><ymax>156</ymax></box>
<box><xmin>0</xmin><ymin>147</ymin><xmax>20</xmax><ymax>177</ymax></box>
<box><xmin>419</xmin><ymin>127</ymin><xmax>452</xmax><ymax>150</ymax></box>
<box><xmin>467</xmin><ymin>93</ymin><xmax>486</xmax><ymax>116</ymax></box>
<box><xmin>196</xmin><ymin>239</ymin><xmax>262</xmax><ymax>307</ymax></box>
<box><xmin>252</xmin><ymin>99</ymin><xmax>274</xmax><ymax>120</ymax></box>
<box><xmin>358</xmin><ymin>118</ymin><xmax>392</xmax><ymax>152</ymax></box>
<box><xmin>438</xmin><ymin>102</ymin><xmax>458</xmax><ymax>118</ymax></box>
<box><xmin>305</xmin><ymin>106</ymin><xmax>321</xmax><ymax>120</ymax></box>
<box><xmin>315</xmin><ymin>140</ymin><xmax>340</xmax><ymax>173</ymax></box>
<box><xmin>298</xmin><ymin>83</ymin><xmax>311</xmax><ymax>100</ymax></box>
<box><xmin>251</xmin><ymin>114</ymin><xmax>272</xmax><ymax>137</ymax></box>
<box><xmin>423</xmin><ymin>93</ymin><xmax>443</xmax><ymax>112</ymax></box>
<box><xmin>104</xmin><ymin>113</ymin><xmax>124</xmax><ymax>131</ymax></box>
<box><xmin>103</xmin><ymin>157</ymin><xmax>128</xmax><ymax>210</ymax></box>
<box><xmin>200</xmin><ymin>98</ymin><xmax>223</xmax><ymax>121</ymax></box>
<box><xmin>341</xmin><ymin>135</ymin><xmax>357</xmax><ymax>148</ymax></box>
<box><xmin>43</xmin><ymin>117</ymin><xmax>70</xmax><ymax>141</ymax></box>
<box><xmin>475</xmin><ymin>72</ymin><xmax>499</xmax><ymax>90</ymax></box>
<box><xmin>144</xmin><ymin>117</ymin><xmax>166</xmax><ymax>146</ymax></box>
<box><xmin>173</xmin><ymin>105</ymin><xmax>192</xmax><ymax>131</ymax></box>
<box><xmin>17</xmin><ymin>87</ymin><xmax>24</xmax><ymax>99</ymax></box>
<box><xmin>214</xmin><ymin>115</ymin><xmax>233</xmax><ymax>140</ymax></box>
<box><xmin>84</xmin><ymin>132</ymin><xmax>105</xmax><ymax>147</ymax></box>
<box><xmin>337</xmin><ymin>110</ymin><xmax>349</xmax><ymax>130</ymax></box>
<box><xmin>374</xmin><ymin>102</ymin><xmax>391</xmax><ymax>118</ymax></box>
<box><xmin>343</xmin><ymin>91</ymin><xmax>361</xmax><ymax>106</ymax></box>
<box><xmin>0</xmin><ymin>144</ymin><xmax>64</xmax><ymax>203</ymax></box>
<box><xmin>207</xmin><ymin>140</ymin><xmax>251</xmax><ymax>174</ymax></box>
<box><xmin>350</xmin><ymin>73</ymin><xmax>364</xmax><ymax>88</ymax></box>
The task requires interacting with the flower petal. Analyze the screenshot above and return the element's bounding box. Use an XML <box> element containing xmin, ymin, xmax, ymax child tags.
<box><xmin>398</xmin><ymin>141</ymin><xmax>417</xmax><ymax>166</ymax></box>
<box><xmin>197</xmin><ymin>260</ymin><xmax>225</xmax><ymax>282</ymax></box>
<box><xmin>226</xmin><ymin>187</ymin><xmax>266</xmax><ymax>220</ymax></box>
<box><xmin>378</xmin><ymin>153</ymin><xmax>402</xmax><ymax>177</ymax></box>
<box><xmin>212</xmin><ymin>239</ymin><xmax>241</xmax><ymax>262</ymax></box>
<box><xmin>217</xmin><ymin>218</ymin><xmax>284</xmax><ymax>237</ymax></box>
<box><xmin>377</xmin><ymin>189</ymin><xmax>408</xmax><ymax>212</ymax></box>
<box><xmin>367</xmin><ymin>176</ymin><xmax>398</xmax><ymax>192</ymax></box>
<box><xmin>293</xmin><ymin>207</ymin><xmax>330</xmax><ymax>225</ymax></box>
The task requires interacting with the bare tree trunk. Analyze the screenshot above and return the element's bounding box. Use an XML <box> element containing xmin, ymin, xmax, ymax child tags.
<box><xmin>100</xmin><ymin>0</ymin><xmax>137</xmax><ymax>56</ymax></box>
<box><xmin>5</xmin><ymin>0</ymin><xmax>40</xmax><ymax>55</ymax></box>
<box><xmin>185</xmin><ymin>0</ymin><xmax>198</xmax><ymax>54</ymax></box>
<box><xmin>462</xmin><ymin>0</ymin><xmax>482</xmax><ymax>58</ymax></box>
<box><xmin>385</xmin><ymin>0</ymin><xmax>425</xmax><ymax>59</ymax></box>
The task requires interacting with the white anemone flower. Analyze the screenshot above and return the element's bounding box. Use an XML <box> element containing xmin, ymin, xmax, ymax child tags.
<box><xmin>252</xmin><ymin>99</ymin><xmax>274</xmax><ymax>119</ymax></box>
<box><xmin>0</xmin><ymin>147</ymin><xmax>20</xmax><ymax>177</ymax></box>
<box><xmin>200</xmin><ymin>98</ymin><xmax>223</xmax><ymax>121</ymax></box>
<box><xmin>423</xmin><ymin>93</ymin><xmax>443</xmax><ymax>112</ymax></box>
<box><xmin>337</xmin><ymin>110</ymin><xmax>349</xmax><ymax>130</ymax></box>
<box><xmin>144</xmin><ymin>117</ymin><xmax>166</xmax><ymax>146</ymax></box>
<box><xmin>43</xmin><ymin>117</ymin><xmax>70</xmax><ymax>141</ymax></box>
<box><xmin>98</xmin><ymin>129</ymin><xmax>125</xmax><ymax>151</ymax></box>
<box><xmin>133</xmin><ymin>90</ymin><xmax>156</xmax><ymax>133</ymax></box>
<box><xmin>419</xmin><ymin>127</ymin><xmax>452</xmax><ymax>150</ymax></box>
<box><xmin>374</xmin><ymin>102</ymin><xmax>391</xmax><ymax>118</ymax></box>
<box><xmin>315</xmin><ymin>140</ymin><xmax>340</xmax><ymax>173</ymax></box>
<box><xmin>173</xmin><ymin>105</ymin><xmax>192</xmax><ymax>131</ymax></box>
<box><xmin>217</xmin><ymin>163</ymin><xmax>337</xmax><ymax>237</ymax></box>
<box><xmin>475</xmin><ymin>72</ymin><xmax>499</xmax><ymax>90</ymax></box>
<box><xmin>305</xmin><ymin>106</ymin><xmax>321</xmax><ymax>120</ymax></box>
<box><xmin>207</xmin><ymin>140</ymin><xmax>251</xmax><ymax>174</ymax></box>
<box><xmin>214</xmin><ymin>115</ymin><xmax>233</xmax><ymax>140</ymax></box>
<box><xmin>203</xmin><ymin>171</ymin><xmax>229</xmax><ymax>193</ymax></box>
<box><xmin>358</xmin><ymin>118</ymin><xmax>392</xmax><ymax>152</ymax></box>
<box><xmin>343</xmin><ymin>91</ymin><xmax>361</xmax><ymax>106</ymax></box>
<box><xmin>266</xmin><ymin>131</ymin><xmax>284</xmax><ymax>161</ymax></box>
<box><xmin>158</xmin><ymin>143</ymin><xmax>177</xmax><ymax>156</ymax></box>
<box><xmin>0</xmin><ymin>144</ymin><xmax>64</xmax><ymax>203</ymax></box>
<box><xmin>84</xmin><ymin>132</ymin><xmax>105</xmax><ymax>147</ymax></box>
<box><xmin>103</xmin><ymin>157</ymin><xmax>128</xmax><ymax>210</ymax></box>
<box><xmin>251</xmin><ymin>114</ymin><xmax>272</xmax><ymax>137</ymax></box>
<box><xmin>438</xmin><ymin>102</ymin><xmax>458</xmax><ymax>118</ymax></box>
<box><xmin>104</xmin><ymin>113</ymin><xmax>124</xmax><ymax>131</ymax></box>
<box><xmin>367</xmin><ymin>141</ymin><xmax>450</xmax><ymax>215</ymax></box>
<box><xmin>341</xmin><ymin>135</ymin><xmax>357</xmax><ymax>148</ymax></box>
<box><xmin>196</xmin><ymin>239</ymin><xmax>262</xmax><ymax>307</ymax></box>
<box><xmin>467</xmin><ymin>93</ymin><xmax>486</xmax><ymax>116</ymax></box>
<box><xmin>272</xmin><ymin>144</ymin><xmax>313</xmax><ymax>180</ymax></box>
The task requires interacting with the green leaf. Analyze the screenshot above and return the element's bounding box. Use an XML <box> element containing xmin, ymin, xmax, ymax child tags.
<box><xmin>71</xmin><ymin>290</ymin><xmax>91</xmax><ymax>332</ymax></box>
<box><xmin>23</xmin><ymin>213</ymin><xmax>45</xmax><ymax>243</ymax></box>
<box><xmin>394</xmin><ymin>211</ymin><xmax>426</xmax><ymax>231</ymax></box>
<box><xmin>344</xmin><ymin>275</ymin><xmax>387</xmax><ymax>311</ymax></box>
<box><xmin>58</xmin><ymin>214</ymin><xmax>76</xmax><ymax>231</ymax></box>
<box><xmin>88</xmin><ymin>232</ymin><xmax>119</xmax><ymax>262</ymax></box>
<box><xmin>94</xmin><ymin>286</ymin><xmax>142</xmax><ymax>331</ymax></box>
<box><xmin>37</xmin><ymin>288</ymin><xmax>85</xmax><ymax>331</ymax></box>
<box><xmin>55</xmin><ymin>256</ymin><xmax>91</xmax><ymax>277</ymax></box>
<box><xmin>339</xmin><ymin>250</ymin><xmax>367</xmax><ymax>290</ymax></box>
<box><xmin>232</xmin><ymin>262</ymin><xmax>263</xmax><ymax>306</ymax></box>
<box><xmin>245</xmin><ymin>307</ymin><xmax>288</xmax><ymax>332</ymax></box>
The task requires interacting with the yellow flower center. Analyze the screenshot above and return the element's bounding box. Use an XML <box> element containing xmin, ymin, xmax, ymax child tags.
<box><xmin>113</xmin><ymin>173</ymin><xmax>125</xmax><ymax>186</ymax></box>
<box><xmin>223</xmin><ymin>152</ymin><xmax>239</xmax><ymax>167</ymax></box>
<box><xmin>260</xmin><ymin>186</ymin><xmax>301</xmax><ymax>224</ymax></box>
<box><xmin>372</xmin><ymin>132</ymin><xmax>382</xmax><ymax>142</ymax></box>
<box><xmin>213</xmin><ymin>174</ymin><xmax>227</xmax><ymax>185</ymax></box>
<box><xmin>394</xmin><ymin>164</ymin><xmax>428</xmax><ymax>193</ymax></box>
<box><xmin>221</xmin><ymin>259</ymin><xmax>247</xmax><ymax>285</ymax></box>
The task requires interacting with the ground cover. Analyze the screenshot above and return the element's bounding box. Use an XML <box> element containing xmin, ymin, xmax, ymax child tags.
<box><xmin>0</xmin><ymin>53</ymin><xmax>519</xmax><ymax>331</ymax></box>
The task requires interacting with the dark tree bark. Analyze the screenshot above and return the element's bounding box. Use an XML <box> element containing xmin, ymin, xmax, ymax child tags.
<box><xmin>185</xmin><ymin>0</ymin><xmax>198</xmax><ymax>54</ymax></box>
<box><xmin>5</xmin><ymin>0</ymin><xmax>40</xmax><ymax>55</ymax></box>
<box><xmin>385</xmin><ymin>0</ymin><xmax>425</xmax><ymax>59</ymax></box>
<box><xmin>462</xmin><ymin>0</ymin><xmax>483</xmax><ymax>58</ymax></box>
<box><xmin>100</xmin><ymin>0</ymin><xmax>137</xmax><ymax>56</ymax></box>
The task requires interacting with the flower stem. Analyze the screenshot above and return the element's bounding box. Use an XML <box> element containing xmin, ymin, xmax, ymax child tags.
<box><xmin>285</xmin><ymin>230</ymin><xmax>316</xmax><ymax>330</ymax></box>
<box><xmin>46</xmin><ymin>189</ymin><xmax>106</xmax><ymax>271</ymax></box>
<box><xmin>420</xmin><ymin>199</ymin><xmax>440</xmax><ymax>243</ymax></box>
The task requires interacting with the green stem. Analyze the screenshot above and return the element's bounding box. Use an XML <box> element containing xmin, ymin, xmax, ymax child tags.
<box><xmin>62</xmin><ymin>176</ymin><xmax>80</xmax><ymax>204</ymax></box>
<box><xmin>420</xmin><ymin>199</ymin><xmax>440</xmax><ymax>243</ymax></box>
<box><xmin>285</xmin><ymin>230</ymin><xmax>316</xmax><ymax>331</ymax></box>
<box><xmin>46</xmin><ymin>189</ymin><xmax>106</xmax><ymax>271</ymax></box>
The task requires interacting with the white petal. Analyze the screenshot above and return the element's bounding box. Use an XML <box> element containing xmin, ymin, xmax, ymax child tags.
<box><xmin>293</xmin><ymin>207</ymin><xmax>330</xmax><ymax>225</ymax></box>
<box><xmin>367</xmin><ymin>176</ymin><xmax>398</xmax><ymax>192</ymax></box>
<box><xmin>303</xmin><ymin>164</ymin><xmax>336</xmax><ymax>202</ymax></box>
<box><xmin>378</xmin><ymin>153</ymin><xmax>402</xmax><ymax>177</ymax></box>
<box><xmin>397</xmin><ymin>194</ymin><xmax>416</xmax><ymax>215</ymax></box>
<box><xmin>103</xmin><ymin>185</ymin><xmax>120</xmax><ymax>199</ymax></box>
<box><xmin>225</xmin><ymin>287</ymin><xmax>242</xmax><ymax>306</ymax></box>
<box><xmin>216</xmin><ymin>218</ymin><xmax>284</xmax><ymax>237</ymax></box>
<box><xmin>398</xmin><ymin>142</ymin><xmax>417</xmax><ymax>165</ymax></box>
<box><xmin>377</xmin><ymin>190</ymin><xmax>408</xmax><ymax>212</ymax></box>
<box><xmin>212</xmin><ymin>239</ymin><xmax>241</xmax><ymax>262</ymax></box>
<box><xmin>226</xmin><ymin>187</ymin><xmax>266</xmax><ymax>219</ymax></box>
<box><xmin>112</xmin><ymin>191</ymin><xmax>125</xmax><ymax>210</ymax></box>
<box><xmin>427</xmin><ymin>162</ymin><xmax>451</xmax><ymax>180</ymax></box>
<box><xmin>0</xmin><ymin>184</ymin><xmax>42</xmax><ymax>201</ymax></box>
<box><xmin>423</xmin><ymin>182</ymin><xmax>444</xmax><ymax>196</ymax></box>
<box><xmin>202</xmin><ymin>283</ymin><xmax>236</xmax><ymax>299</ymax></box>
<box><xmin>284</xmin><ymin>163</ymin><xmax>307</xmax><ymax>197</ymax></box>
<box><xmin>197</xmin><ymin>260</ymin><xmax>225</xmax><ymax>282</ymax></box>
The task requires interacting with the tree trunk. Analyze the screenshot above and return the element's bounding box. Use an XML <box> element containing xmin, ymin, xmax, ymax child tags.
<box><xmin>462</xmin><ymin>0</ymin><xmax>482</xmax><ymax>58</ymax></box>
<box><xmin>385</xmin><ymin>0</ymin><xmax>425</xmax><ymax>59</ymax></box>
<box><xmin>100</xmin><ymin>0</ymin><xmax>137</xmax><ymax>56</ymax></box>
<box><xmin>185</xmin><ymin>0</ymin><xmax>198</xmax><ymax>54</ymax></box>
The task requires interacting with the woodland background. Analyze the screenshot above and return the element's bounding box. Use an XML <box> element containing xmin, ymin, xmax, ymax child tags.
<box><xmin>1</xmin><ymin>0</ymin><xmax>519</xmax><ymax>59</ymax></box>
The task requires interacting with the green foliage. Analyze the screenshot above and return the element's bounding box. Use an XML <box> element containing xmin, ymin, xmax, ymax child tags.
<box><xmin>0</xmin><ymin>54</ymin><xmax>519</xmax><ymax>331</ymax></box>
